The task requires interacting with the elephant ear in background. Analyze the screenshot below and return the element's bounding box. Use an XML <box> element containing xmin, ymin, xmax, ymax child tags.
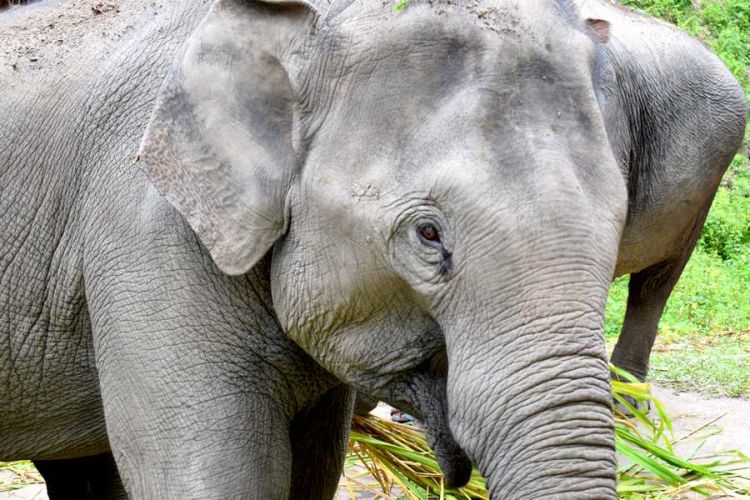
<box><xmin>584</xmin><ymin>18</ymin><xmax>610</xmax><ymax>44</ymax></box>
<box><xmin>138</xmin><ymin>0</ymin><xmax>317</xmax><ymax>275</ymax></box>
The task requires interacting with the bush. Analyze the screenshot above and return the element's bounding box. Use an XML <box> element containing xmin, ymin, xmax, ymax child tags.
<box><xmin>698</xmin><ymin>156</ymin><xmax>750</xmax><ymax>260</ymax></box>
<box><xmin>606</xmin><ymin>249</ymin><xmax>750</xmax><ymax>339</ymax></box>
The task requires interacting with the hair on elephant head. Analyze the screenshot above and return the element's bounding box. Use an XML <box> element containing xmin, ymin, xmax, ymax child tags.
<box><xmin>139</xmin><ymin>0</ymin><xmax>628</xmax><ymax>496</ymax></box>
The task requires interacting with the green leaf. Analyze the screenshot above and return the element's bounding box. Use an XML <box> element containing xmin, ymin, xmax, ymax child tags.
<box><xmin>394</xmin><ymin>0</ymin><xmax>411</xmax><ymax>11</ymax></box>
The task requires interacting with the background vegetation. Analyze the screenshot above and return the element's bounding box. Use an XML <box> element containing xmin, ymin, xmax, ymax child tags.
<box><xmin>607</xmin><ymin>0</ymin><xmax>750</xmax><ymax>397</ymax></box>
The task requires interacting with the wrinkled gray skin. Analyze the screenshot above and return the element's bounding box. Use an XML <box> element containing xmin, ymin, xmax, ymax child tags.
<box><xmin>0</xmin><ymin>0</ymin><xmax>745</xmax><ymax>498</ymax></box>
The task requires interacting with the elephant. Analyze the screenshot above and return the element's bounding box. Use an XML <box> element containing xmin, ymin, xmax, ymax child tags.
<box><xmin>0</xmin><ymin>0</ymin><xmax>745</xmax><ymax>498</ymax></box>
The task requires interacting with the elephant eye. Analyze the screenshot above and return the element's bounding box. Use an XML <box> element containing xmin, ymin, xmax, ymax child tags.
<box><xmin>417</xmin><ymin>223</ymin><xmax>441</xmax><ymax>243</ymax></box>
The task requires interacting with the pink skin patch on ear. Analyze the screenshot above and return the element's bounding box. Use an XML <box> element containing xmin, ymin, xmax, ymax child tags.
<box><xmin>585</xmin><ymin>18</ymin><xmax>611</xmax><ymax>44</ymax></box>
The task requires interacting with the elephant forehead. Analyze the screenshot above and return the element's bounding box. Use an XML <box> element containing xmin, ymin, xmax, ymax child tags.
<box><xmin>291</xmin><ymin>0</ymin><xmax>610</xmax><ymax>214</ymax></box>
<box><xmin>307</xmin><ymin>0</ymin><xmax>594</xmax><ymax>71</ymax></box>
<box><xmin>293</xmin><ymin>0</ymin><xmax>598</xmax><ymax>148</ymax></box>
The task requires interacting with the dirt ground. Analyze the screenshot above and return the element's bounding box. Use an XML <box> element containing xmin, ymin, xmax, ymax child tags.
<box><xmin>0</xmin><ymin>0</ymin><xmax>164</xmax><ymax>82</ymax></box>
<box><xmin>2</xmin><ymin>387</ymin><xmax>750</xmax><ymax>499</ymax></box>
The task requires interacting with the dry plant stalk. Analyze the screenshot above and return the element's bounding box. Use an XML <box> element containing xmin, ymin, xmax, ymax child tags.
<box><xmin>344</xmin><ymin>367</ymin><xmax>750</xmax><ymax>499</ymax></box>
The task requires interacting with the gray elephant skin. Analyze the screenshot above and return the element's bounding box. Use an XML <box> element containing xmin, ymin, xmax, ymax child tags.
<box><xmin>0</xmin><ymin>0</ymin><xmax>745</xmax><ymax>498</ymax></box>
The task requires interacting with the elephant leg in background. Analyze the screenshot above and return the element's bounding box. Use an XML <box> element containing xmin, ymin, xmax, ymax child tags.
<box><xmin>33</xmin><ymin>452</ymin><xmax>127</xmax><ymax>500</ymax></box>
<box><xmin>289</xmin><ymin>384</ymin><xmax>355</xmax><ymax>500</ymax></box>
<box><xmin>611</xmin><ymin>206</ymin><xmax>712</xmax><ymax>381</ymax></box>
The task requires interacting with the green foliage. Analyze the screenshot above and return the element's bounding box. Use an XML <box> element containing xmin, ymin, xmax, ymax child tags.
<box><xmin>665</xmin><ymin>252</ymin><xmax>750</xmax><ymax>335</ymax></box>
<box><xmin>620</xmin><ymin>0</ymin><xmax>695</xmax><ymax>22</ymax></box>
<box><xmin>698</xmin><ymin>157</ymin><xmax>750</xmax><ymax>260</ymax></box>
<box><xmin>393</xmin><ymin>0</ymin><xmax>411</xmax><ymax>11</ymax></box>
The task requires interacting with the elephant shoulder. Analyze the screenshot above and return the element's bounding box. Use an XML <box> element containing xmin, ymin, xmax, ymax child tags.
<box><xmin>577</xmin><ymin>0</ymin><xmax>747</xmax><ymax>276</ymax></box>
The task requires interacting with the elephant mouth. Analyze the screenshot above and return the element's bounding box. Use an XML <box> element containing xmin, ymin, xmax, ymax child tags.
<box><xmin>421</xmin><ymin>403</ymin><xmax>474</xmax><ymax>488</ymax></box>
<box><xmin>378</xmin><ymin>356</ymin><xmax>473</xmax><ymax>488</ymax></box>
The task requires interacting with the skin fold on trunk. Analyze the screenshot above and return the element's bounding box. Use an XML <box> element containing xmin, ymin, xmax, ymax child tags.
<box><xmin>442</xmin><ymin>296</ymin><xmax>617</xmax><ymax>498</ymax></box>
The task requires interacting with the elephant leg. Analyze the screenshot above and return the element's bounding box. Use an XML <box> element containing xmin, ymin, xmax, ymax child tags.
<box><xmin>34</xmin><ymin>452</ymin><xmax>127</xmax><ymax>500</ymax></box>
<box><xmin>611</xmin><ymin>228</ymin><xmax>708</xmax><ymax>381</ymax></box>
<box><xmin>289</xmin><ymin>384</ymin><xmax>355</xmax><ymax>500</ymax></box>
<box><xmin>93</xmin><ymin>323</ymin><xmax>296</xmax><ymax>498</ymax></box>
<box><xmin>90</xmin><ymin>313</ymin><xmax>296</xmax><ymax>498</ymax></box>
<box><xmin>83</xmin><ymin>255</ymin><xmax>342</xmax><ymax>496</ymax></box>
<box><xmin>610</xmin><ymin>261</ymin><xmax>676</xmax><ymax>381</ymax></box>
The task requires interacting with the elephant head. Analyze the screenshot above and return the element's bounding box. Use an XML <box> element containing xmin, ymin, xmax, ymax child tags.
<box><xmin>139</xmin><ymin>0</ymin><xmax>627</xmax><ymax>496</ymax></box>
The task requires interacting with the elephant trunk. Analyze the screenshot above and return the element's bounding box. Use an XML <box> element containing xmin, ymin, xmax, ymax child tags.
<box><xmin>441</xmin><ymin>290</ymin><xmax>617</xmax><ymax>498</ymax></box>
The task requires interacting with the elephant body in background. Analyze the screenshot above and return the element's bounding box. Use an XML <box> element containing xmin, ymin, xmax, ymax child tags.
<box><xmin>0</xmin><ymin>0</ymin><xmax>745</xmax><ymax>498</ymax></box>
<box><xmin>574</xmin><ymin>0</ymin><xmax>748</xmax><ymax>381</ymax></box>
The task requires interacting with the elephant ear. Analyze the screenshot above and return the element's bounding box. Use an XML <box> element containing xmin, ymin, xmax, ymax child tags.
<box><xmin>138</xmin><ymin>0</ymin><xmax>316</xmax><ymax>275</ymax></box>
<box><xmin>584</xmin><ymin>18</ymin><xmax>610</xmax><ymax>44</ymax></box>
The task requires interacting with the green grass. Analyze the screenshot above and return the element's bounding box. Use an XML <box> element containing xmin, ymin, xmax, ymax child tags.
<box><xmin>650</xmin><ymin>337</ymin><xmax>750</xmax><ymax>398</ymax></box>
<box><xmin>606</xmin><ymin>333</ymin><xmax>750</xmax><ymax>398</ymax></box>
